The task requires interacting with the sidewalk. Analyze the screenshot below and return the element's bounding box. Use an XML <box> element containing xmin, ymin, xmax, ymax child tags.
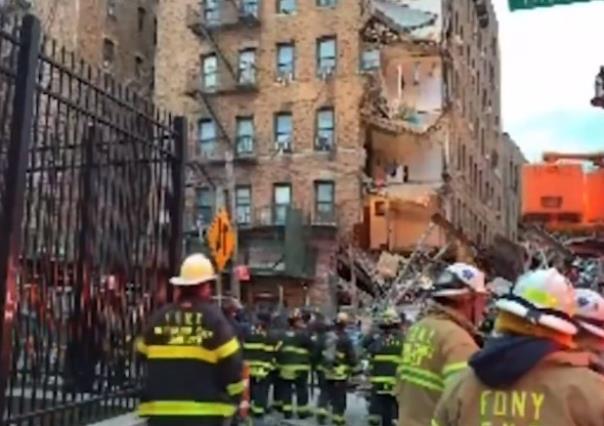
<box><xmin>87</xmin><ymin>413</ymin><xmax>145</xmax><ymax>426</ymax></box>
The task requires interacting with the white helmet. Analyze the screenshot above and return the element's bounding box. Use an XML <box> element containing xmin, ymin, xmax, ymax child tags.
<box><xmin>170</xmin><ymin>253</ymin><xmax>216</xmax><ymax>286</ymax></box>
<box><xmin>431</xmin><ymin>262</ymin><xmax>487</xmax><ymax>298</ymax></box>
<box><xmin>496</xmin><ymin>268</ymin><xmax>577</xmax><ymax>335</ymax></box>
<box><xmin>575</xmin><ymin>288</ymin><xmax>604</xmax><ymax>339</ymax></box>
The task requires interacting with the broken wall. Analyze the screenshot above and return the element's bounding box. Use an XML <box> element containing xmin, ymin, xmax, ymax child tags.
<box><xmin>379</xmin><ymin>46</ymin><xmax>443</xmax><ymax>129</ymax></box>
<box><xmin>371</xmin><ymin>0</ymin><xmax>442</xmax><ymax>43</ymax></box>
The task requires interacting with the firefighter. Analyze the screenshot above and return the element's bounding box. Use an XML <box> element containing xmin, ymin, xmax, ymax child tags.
<box><xmin>320</xmin><ymin>312</ymin><xmax>357</xmax><ymax>426</ymax></box>
<box><xmin>274</xmin><ymin>308</ymin><xmax>314</xmax><ymax>419</ymax></box>
<box><xmin>367</xmin><ymin>308</ymin><xmax>403</xmax><ymax>426</ymax></box>
<box><xmin>243</xmin><ymin>311</ymin><xmax>276</xmax><ymax>425</ymax></box>
<box><xmin>314</xmin><ymin>317</ymin><xmax>334</xmax><ymax>425</ymax></box>
<box><xmin>397</xmin><ymin>262</ymin><xmax>487</xmax><ymax>426</ymax></box>
<box><xmin>135</xmin><ymin>253</ymin><xmax>245</xmax><ymax>426</ymax></box>
<box><xmin>432</xmin><ymin>268</ymin><xmax>604</xmax><ymax>425</ymax></box>
<box><xmin>574</xmin><ymin>288</ymin><xmax>604</xmax><ymax>374</ymax></box>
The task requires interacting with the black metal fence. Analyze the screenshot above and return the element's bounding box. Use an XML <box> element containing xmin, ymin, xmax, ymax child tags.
<box><xmin>0</xmin><ymin>14</ymin><xmax>186</xmax><ymax>425</ymax></box>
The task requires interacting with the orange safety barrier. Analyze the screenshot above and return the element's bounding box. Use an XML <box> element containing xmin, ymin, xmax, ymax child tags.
<box><xmin>239</xmin><ymin>363</ymin><xmax>251</xmax><ymax>419</ymax></box>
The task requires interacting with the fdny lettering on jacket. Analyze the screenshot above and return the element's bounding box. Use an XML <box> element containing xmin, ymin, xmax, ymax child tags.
<box><xmin>402</xmin><ymin>325</ymin><xmax>436</xmax><ymax>367</ymax></box>
<box><xmin>152</xmin><ymin>311</ymin><xmax>214</xmax><ymax>345</ymax></box>
<box><xmin>479</xmin><ymin>390</ymin><xmax>545</xmax><ymax>425</ymax></box>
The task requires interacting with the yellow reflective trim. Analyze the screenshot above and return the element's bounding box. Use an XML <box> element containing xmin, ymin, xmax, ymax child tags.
<box><xmin>138</xmin><ymin>401</ymin><xmax>236</xmax><ymax>417</ymax></box>
<box><xmin>281</xmin><ymin>345</ymin><xmax>309</xmax><ymax>355</ymax></box>
<box><xmin>431</xmin><ymin>420</ymin><xmax>440</xmax><ymax>426</ymax></box>
<box><xmin>146</xmin><ymin>345</ymin><xmax>219</xmax><ymax>363</ymax></box>
<box><xmin>135</xmin><ymin>337</ymin><xmax>148</xmax><ymax>355</ymax></box>
<box><xmin>398</xmin><ymin>365</ymin><xmax>444</xmax><ymax>392</ymax></box>
<box><xmin>442</xmin><ymin>362</ymin><xmax>468</xmax><ymax>379</ymax></box>
<box><xmin>373</xmin><ymin>354</ymin><xmax>402</xmax><ymax>363</ymax></box>
<box><xmin>215</xmin><ymin>337</ymin><xmax>240</xmax><ymax>360</ymax></box>
<box><xmin>227</xmin><ymin>380</ymin><xmax>246</xmax><ymax>395</ymax></box>
<box><xmin>243</xmin><ymin>343</ymin><xmax>266</xmax><ymax>350</ymax></box>
<box><xmin>522</xmin><ymin>287</ymin><xmax>558</xmax><ymax>308</ymax></box>
<box><xmin>369</xmin><ymin>376</ymin><xmax>396</xmax><ymax>384</ymax></box>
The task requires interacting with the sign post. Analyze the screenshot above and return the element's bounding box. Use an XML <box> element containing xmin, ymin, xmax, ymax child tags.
<box><xmin>509</xmin><ymin>0</ymin><xmax>594</xmax><ymax>11</ymax></box>
<box><xmin>206</xmin><ymin>208</ymin><xmax>236</xmax><ymax>302</ymax></box>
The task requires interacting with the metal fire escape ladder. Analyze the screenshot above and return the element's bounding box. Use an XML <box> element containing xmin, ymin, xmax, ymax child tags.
<box><xmin>197</xmin><ymin>24</ymin><xmax>238</xmax><ymax>83</ymax></box>
<box><xmin>198</xmin><ymin>93</ymin><xmax>233</xmax><ymax>149</ymax></box>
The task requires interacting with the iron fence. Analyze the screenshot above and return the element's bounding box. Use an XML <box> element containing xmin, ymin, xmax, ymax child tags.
<box><xmin>0</xmin><ymin>14</ymin><xmax>186</xmax><ymax>425</ymax></box>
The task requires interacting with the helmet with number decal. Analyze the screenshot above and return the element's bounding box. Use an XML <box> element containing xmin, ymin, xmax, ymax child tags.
<box><xmin>170</xmin><ymin>253</ymin><xmax>216</xmax><ymax>286</ymax></box>
<box><xmin>575</xmin><ymin>288</ymin><xmax>604</xmax><ymax>339</ymax></box>
<box><xmin>496</xmin><ymin>268</ymin><xmax>577</xmax><ymax>335</ymax></box>
<box><xmin>431</xmin><ymin>262</ymin><xmax>487</xmax><ymax>298</ymax></box>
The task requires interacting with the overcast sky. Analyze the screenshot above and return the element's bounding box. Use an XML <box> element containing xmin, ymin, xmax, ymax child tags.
<box><xmin>492</xmin><ymin>0</ymin><xmax>604</xmax><ymax>162</ymax></box>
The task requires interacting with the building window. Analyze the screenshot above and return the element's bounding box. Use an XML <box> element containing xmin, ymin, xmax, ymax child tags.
<box><xmin>273</xmin><ymin>183</ymin><xmax>292</xmax><ymax>225</ymax></box>
<box><xmin>277</xmin><ymin>0</ymin><xmax>296</xmax><ymax>14</ymax></box>
<box><xmin>360</xmin><ymin>48</ymin><xmax>379</xmax><ymax>71</ymax></box>
<box><xmin>103</xmin><ymin>39</ymin><xmax>115</xmax><ymax>67</ymax></box>
<box><xmin>314</xmin><ymin>181</ymin><xmax>335</xmax><ymax>222</ymax></box>
<box><xmin>196</xmin><ymin>188</ymin><xmax>215</xmax><ymax>227</ymax></box>
<box><xmin>236</xmin><ymin>116</ymin><xmax>254</xmax><ymax>156</ymax></box>
<box><xmin>235</xmin><ymin>186</ymin><xmax>252</xmax><ymax>225</ymax></box>
<box><xmin>315</xmin><ymin>107</ymin><xmax>334</xmax><ymax>151</ymax></box>
<box><xmin>317</xmin><ymin>0</ymin><xmax>337</xmax><ymax>6</ymax></box>
<box><xmin>137</xmin><ymin>7</ymin><xmax>146</xmax><ymax>32</ymax></box>
<box><xmin>135</xmin><ymin>56</ymin><xmax>143</xmax><ymax>78</ymax></box>
<box><xmin>238</xmin><ymin>49</ymin><xmax>256</xmax><ymax>85</ymax></box>
<box><xmin>274</xmin><ymin>112</ymin><xmax>292</xmax><ymax>151</ymax></box>
<box><xmin>204</xmin><ymin>0</ymin><xmax>220</xmax><ymax>23</ymax></box>
<box><xmin>276</xmin><ymin>43</ymin><xmax>295</xmax><ymax>78</ymax></box>
<box><xmin>198</xmin><ymin>119</ymin><xmax>217</xmax><ymax>155</ymax></box>
<box><xmin>202</xmin><ymin>54</ymin><xmax>218</xmax><ymax>90</ymax></box>
<box><xmin>317</xmin><ymin>36</ymin><xmax>336</xmax><ymax>74</ymax></box>
<box><xmin>242</xmin><ymin>0</ymin><xmax>259</xmax><ymax>17</ymax></box>
<box><xmin>107</xmin><ymin>0</ymin><xmax>116</xmax><ymax>17</ymax></box>
<box><xmin>153</xmin><ymin>18</ymin><xmax>158</xmax><ymax>45</ymax></box>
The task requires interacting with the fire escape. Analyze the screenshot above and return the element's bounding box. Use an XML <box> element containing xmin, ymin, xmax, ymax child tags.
<box><xmin>185</xmin><ymin>0</ymin><xmax>261</xmax><ymax>167</ymax></box>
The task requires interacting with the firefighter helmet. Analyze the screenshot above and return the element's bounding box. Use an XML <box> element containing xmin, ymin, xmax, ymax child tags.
<box><xmin>379</xmin><ymin>307</ymin><xmax>401</xmax><ymax>326</ymax></box>
<box><xmin>335</xmin><ymin>312</ymin><xmax>349</xmax><ymax>325</ymax></box>
<box><xmin>431</xmin><ymin>262</ymin><xmax>487</xmax><ymax>298</ymax></box>
<box><xmin>496</xmin><ymin>268</ymin><xmax>577</xmax><ymax>335</ymax></box>
<box><xmin>575</xmin><ymin>288</ymin><xmax>604</xmax><ymax>339</ymax></box>
<box><xmin>170</xmin><ymin>253</ymin><xmax>216</xmax><ymax>286</ymax></box>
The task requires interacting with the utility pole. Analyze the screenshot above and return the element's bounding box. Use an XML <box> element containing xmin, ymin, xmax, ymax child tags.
<box><xmin>225</xmin><ymin>150</ymin><xmax>240</xmax><ymax>300</ymax></box>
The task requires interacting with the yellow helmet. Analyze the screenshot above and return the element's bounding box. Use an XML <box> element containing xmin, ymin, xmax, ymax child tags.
<box><xmin>335</xmin><ymin>312</ymin><xmax>349</xmax><ymax>325</ymax></box>
<box><xmin>170</xmin><ymin>253</ymin><xmax>216</xmax><ymax>286</ymax></box>
<box><xmin>381</xmin><ymin>307</ymin><xmax>400</xmax><ymax>326</ymax></box>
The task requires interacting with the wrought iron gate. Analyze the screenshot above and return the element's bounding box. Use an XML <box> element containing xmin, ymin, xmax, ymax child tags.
<box><xmin>0</xmin><ymin>14</ymin><xmax>186</xmax><ymax>425</ymax></box>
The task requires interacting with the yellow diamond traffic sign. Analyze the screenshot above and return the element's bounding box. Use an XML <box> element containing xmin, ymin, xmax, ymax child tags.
<box><xmin>206</xmin><ymin>208</ymin><xmax>235</xmax><ymax>272</ymax></box>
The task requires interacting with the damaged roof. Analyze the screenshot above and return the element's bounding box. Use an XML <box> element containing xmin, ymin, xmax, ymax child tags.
<box><xmin>370</xmin><ymin>0</ymin><xmax>442</xmax><ymax>42</ymax></box>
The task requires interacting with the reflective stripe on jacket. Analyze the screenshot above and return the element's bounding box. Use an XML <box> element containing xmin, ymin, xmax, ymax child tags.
<box><xmin>397</xmin><ymin>313</ymin><xmax>478</xmax><ymax>426</ymax></box>
<box><xmin>432</xmin><ymin>351</ymin><xmax>604</xmax><ymax>426</ymax></box>
<box><xmin>322</xmin><ymin>331</ymin><xmax>357</xmax><ymax>381</ymax></box>
<box><xmin>243</xmin><ymin>327</ymin><xmax>275</xmax><ymax>378</ymax></box>
<box><xmin>136</xmin><ymin>301</ymin><xmax>245</xmax><ymax>419</ymax></box>
<box><xmin>369</xmin><ymin>332</ymin><xmax>402</xmax><ymax>395</ymax></box>
<box><xmin>276</xmin><ymin>329</ymin><xmax>314</xmax><ymax>380</ymax></box>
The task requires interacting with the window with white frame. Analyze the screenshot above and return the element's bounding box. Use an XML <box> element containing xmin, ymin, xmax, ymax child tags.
<box><xmin>103</xmin><ymin>39</ymin><xmax>115</xmax><ymax>68</ymax></box>
<box><xmin>198</xmin><ymin>119</ymin><xmax>217</xmax><ymax>155</ymax></box>
<box><xmin>204</xmin><ymin>0</ymin><xmax>220</xmax><ymax>24</ymax></box>
<box><xmin>202</xmin><ymin>54</ymin><xmax>218</xmax><ymax>90</ymax></box>
<box><xmin>361</xmin><ymin>48</ymin><xmax>379</xmax><ymax>71</ymax></box>
<box><xmin>236</xmin><ymin>117</ymin><xmax>254</xmax><ymax>156</ymax></box>
<box><xmin>314</xmin><ymin>181</ymin><xmax>334</xmax><ymax>222</ymax></box>
<box><xmin>274</xmin><ymin>112</ymin><xmax>292</xmax><ymax>151</ymax></box>
<box><xmin>235</xmin><ymin>186</ymin><xmax>252</xmax><ymax>225</ymax></box>
<box><xmin>317</xmin><ymin>36</ymin><xmax>336</xmax><ymax>74</ymax></box>
<box><xmin>238</xmin><ymin>49</ymin><xmax>256</xmax><ymax>85</ymax></box>
<box><xmin>196</xmin><ymin>187</ymin><xmax>215</xmax><ymax>227</ymax></box>
<box><xmin>315</xmin><ymin>107</ymin><xmax>334</xmax><ymax>151</ymax></box>
<box><xmin>273</xmin><ymin>184</ymin><xmax>291</xmax><ymax>225</ymax></box>
<box><xmin>107</xmin><ymin>0</ymin><xmax>117</xmax><ymax>17</ymax></box>
<box><xmin>276</xmin><ymin>43</ymin><xmax>295</xmax><ymax>77</ymax></box>
<box><xmin>277</xmin><ymin>0</ymin><xmax>296</xmax><ymax>14</ymax></box>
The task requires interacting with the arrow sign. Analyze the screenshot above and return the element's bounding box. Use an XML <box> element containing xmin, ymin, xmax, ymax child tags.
<box><xmin>206</xmin><ymin>208</ymin><xmax>235</xmax><ymax>272</ymax></box>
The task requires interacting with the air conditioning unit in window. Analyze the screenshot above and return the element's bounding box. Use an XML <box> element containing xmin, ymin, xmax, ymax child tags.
<box><xmin>275</xmin><ymin>139</ymin><xmax>292</xmax><ymax>154</ymax></box>
<box><xmin>276</xmin><ymin>71</ymin><xmax>293</xmax><ymax>85</ymax></box>
<box><xmin>319</xmin><ymin>66</ymin><xmax>335</xmax><ymax>80</ymax></box>
<box><xmin>315</xmin><ymin>136</ymin><xmax>333</xmax><ymax>152</ymax></box>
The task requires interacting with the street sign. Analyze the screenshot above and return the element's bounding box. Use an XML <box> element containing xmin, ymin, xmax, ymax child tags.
<box><xmin>206</xmin><ymin>208</ymin><xmax>235</xmax><ymax>272</ymax></box>
<box><xmin>509</xmin><ymin>0</ymin><xmax>594</xmax><ymax>11</ymax></box>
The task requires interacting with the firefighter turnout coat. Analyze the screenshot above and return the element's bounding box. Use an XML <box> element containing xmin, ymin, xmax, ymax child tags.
<box><xmin>397</xmin><ymin>306</ymin><xmax>479</xmax><ymax>426</ymax></box>
<box><xmin>276</xmin><ymin>328</ymin><xmax>314</xmax><ymax>380</ymax></box>
<box><xmin>432</xmin><ymin>351</ymin><xmax>604</xmax><ymax>426</ymax></box>
<box><xmin>243</xmin><ymin>326</ymin><xmax>276</xmax><ymax>379</ymax></box>
<box><xmin>369</xmin><ymin>331</ymin><xmax>403</xmax><ymax>395</ymax></box>
<box><xmin>135</xmin><ymin>300</ymin><xmax>245</xmax><ymax>423</ymax></box>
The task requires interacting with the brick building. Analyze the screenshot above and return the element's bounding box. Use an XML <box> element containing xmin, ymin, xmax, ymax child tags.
<box><xmin>3</xmin><ymin>0</ymin><xmax>157</xmax><ymax>95</ymax></box>
<box><xmin>155</xmin><ymin>0</ymin><xmax>522</xmax><ymax>308</ymax></box>
<box><xmin>501</xmin><ymin>132</ymin><xmax>526</xmax><ymax>242</ymax></box>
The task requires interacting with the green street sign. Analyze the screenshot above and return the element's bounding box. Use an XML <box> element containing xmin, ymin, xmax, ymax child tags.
<box><xmin>509</xmin><ymin>0</ymin><xmax>595</xmax><ymax>11</ymax></box>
